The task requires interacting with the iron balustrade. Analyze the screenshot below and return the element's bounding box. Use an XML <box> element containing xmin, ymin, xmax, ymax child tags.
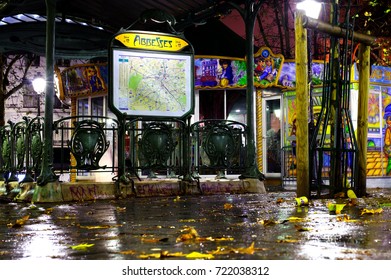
<box><xmin>53</xmin><ymin>115</ymin><xmax>120</xmax><ymax>181</ymax></box>
<box><xmin>190</xmin><ymin>119</ymin><xmax>248</xmax><ymax>179</ymax></box>
<box><xmin>124</xmin><ymin>118</ymin><xmax>187</xmax><ymax>180</ymax></box>
<box><xmin>0</xmin><ymin>116</ymin><xmax>250</xmax><ymax>184</ymax></box>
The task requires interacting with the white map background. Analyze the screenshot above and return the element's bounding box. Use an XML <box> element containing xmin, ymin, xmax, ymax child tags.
<box><xmin>113</xmin><ymin>50</ymin><xmax>192</xmax><ymax>117</ymax></box>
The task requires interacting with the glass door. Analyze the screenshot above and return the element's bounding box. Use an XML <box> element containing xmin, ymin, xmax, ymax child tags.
<box><xmin>263</xmin><ymin>97</ymin><xmax>282</xmax><ymax>176</ymax></box>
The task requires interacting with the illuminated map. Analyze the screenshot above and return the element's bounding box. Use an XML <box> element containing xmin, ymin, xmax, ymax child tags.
<box><xmin>112</xmin><ymin>50</ymin><xmax>192</xmax><ymax>117</ymax></box>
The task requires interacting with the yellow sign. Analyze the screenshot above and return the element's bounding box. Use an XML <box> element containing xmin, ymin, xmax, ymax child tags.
<box><xmin>115</xmin><ymin>33</ymin><xmax>189</xmax><ymax>52</ymax></box>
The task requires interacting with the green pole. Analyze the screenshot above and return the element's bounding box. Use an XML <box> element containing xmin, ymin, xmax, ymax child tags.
<box><xmin>234</xmin><ymin>0</ymin><xmax>263</xmax><ymax>180</ymax></box>
<box><xmin>37</xmin><ymin>0</ymin><xmax>58</xmax><ymax>185</ymax></box>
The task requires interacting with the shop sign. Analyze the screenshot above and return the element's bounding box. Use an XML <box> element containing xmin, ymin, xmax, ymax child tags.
<box><xmin>115</xmin><ymin>32</ymin><xmax>189</xmax><ymax>52</ymax></box>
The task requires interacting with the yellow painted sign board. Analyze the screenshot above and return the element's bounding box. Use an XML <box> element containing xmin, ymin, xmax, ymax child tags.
<box><xmin>115</xmin><ymin>32</ymin><xmax>189</xmax><ymax>52</ymax></box>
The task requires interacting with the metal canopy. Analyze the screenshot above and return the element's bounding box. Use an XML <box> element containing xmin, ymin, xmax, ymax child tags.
<box><xmin>0</xmin><ymin>0</ymin><xmax>245</xmax><ymax>58</ymax></box>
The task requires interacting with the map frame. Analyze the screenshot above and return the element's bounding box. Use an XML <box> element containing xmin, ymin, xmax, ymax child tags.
<box><xmin>110</xmin><ymin>48</ymin><xmax>193</xmax><ymax>118</ymax></box>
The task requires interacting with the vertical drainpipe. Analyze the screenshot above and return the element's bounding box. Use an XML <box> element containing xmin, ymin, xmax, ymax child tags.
<box><xmin>37</xmin><ymin>0</ymin><xmax>58</xmax><ymax>186</ymax></box>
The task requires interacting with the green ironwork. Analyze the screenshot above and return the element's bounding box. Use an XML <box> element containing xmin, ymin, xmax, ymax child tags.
<box><xmin>6</xmin><ymin>120</ymin><xmax>19</xmax><ymax>183</ymax></box>
<box><xmin>309</xmin><ymin>1</ymin><xmax>358</xmax><ymax>197</ymax></box>
<box><xmin>191</xmin><ymin>119</ymin><xmax>249</xmax><ymax>179</ymax></box>
<box><xmin>0</xmin><ymin>125</ymin><xmax>11</xmax><ymax>182</ymax></box>
<box><xmin>124</xmin><ymin>119</ymin><xmax>186</xmax><ymax>180</ymax></box>
<box><xmin>21</xmin><ymin>117</ymin><xmax>43</xmax><ymax>183</ymax></box>
<box><xmin>138</xmin><ymin>122</ymin><xmax>176</xmax><ymax>168</ymax></box>
<box><xmin>69</xmin><ymin>119</ymin><xmax>110</xmax><ymax>170</ymax></box>
<box><xmin>31</xmin><ymin>127</ymin><xmax>43</xmax><ymax>174</ymax></box>
<box><xmin>53</xmin><ymin>115</ymin><xmax>119</xmax><ymax>180</ymax></box>
<box><xmin>203</xmin><ymin>124</ymin><xmax>236</xmax><ymax>167</ymax></box>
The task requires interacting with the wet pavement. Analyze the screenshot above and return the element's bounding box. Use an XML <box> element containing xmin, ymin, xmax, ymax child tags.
<box><xmin>0</xmin><ymin>188</ymin><xmax>390</xmax><ymax>260</ymax></box>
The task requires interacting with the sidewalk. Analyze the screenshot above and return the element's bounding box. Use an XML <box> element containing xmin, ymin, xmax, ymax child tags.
<box><xmin>0</xmin><ymin>187</ymin><xmax>390</xmax><ymax>260</ymax></box>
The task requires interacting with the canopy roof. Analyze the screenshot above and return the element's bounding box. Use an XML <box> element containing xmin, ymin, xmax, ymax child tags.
<box><xmin>0</xmin><ymin>0</ymin><xmax>249</xmax><ymax>58</ymax></box>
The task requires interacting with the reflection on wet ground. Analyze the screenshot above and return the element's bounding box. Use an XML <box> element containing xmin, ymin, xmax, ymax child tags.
<box><xmin>0</xmin><ymin>188</ymin><xmax>390</xmax><ymax>260</ymax></box>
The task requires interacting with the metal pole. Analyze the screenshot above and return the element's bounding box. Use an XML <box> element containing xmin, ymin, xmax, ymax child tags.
<box><xmin>37</xmin><ymin>94</ymin><xmax>40</xmax><ymax>116</ymax></box>
<box><xmin>237</xmin><ymin>0</ymin><xmax>264</xmax><ymax>180</ymax></box>
<box><xmin>37</xmin><ymin>0</ymin><xmax>58</xmax><ymax>185</ymax></box>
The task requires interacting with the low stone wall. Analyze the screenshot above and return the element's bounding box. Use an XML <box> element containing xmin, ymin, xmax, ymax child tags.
<box><xmin>0</xmin><ymin>178</ymin><xmax>266</xmax><ymax>203</ymax></box>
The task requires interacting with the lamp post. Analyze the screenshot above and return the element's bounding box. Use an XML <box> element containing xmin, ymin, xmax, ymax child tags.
<box><xmin>32</xmin><ymin>77</ymin><xmax>45</xmax><ymax>116</ymax></box>
<box><xmin>296</xmin><ymin>0</ymin><xmax>321</xmax><ymax>132</ymax></box>
<box><xmin>294</xmin><ymin>0</ymin><xmax>321</xmax><ymax>197</ymax></box>
<box><xmin>296</xmin><ymin>0</ymin><xmax>321</xmax><ymax>20</ymax></box>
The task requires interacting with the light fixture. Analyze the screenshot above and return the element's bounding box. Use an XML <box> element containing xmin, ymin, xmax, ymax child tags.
<box><xmin>296</xmin><ymin>0</ymin><xmax>321</xmax><ymax>19</ymax></box>
<box><xmin>32</xmin><ymin>76</ymin><xmax>45</xmax><ymax>116</ymax></box>
<box><xmin>32</xmin><ymin>76</ymin><xmax>46</xmax><ymax>94</ymax></box>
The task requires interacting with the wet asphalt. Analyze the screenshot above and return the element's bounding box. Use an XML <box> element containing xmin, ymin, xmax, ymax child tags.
<box><xmin>0</xmin><ymin>188</ymin><xmax>390</xmax><ymax>260</ymax></box>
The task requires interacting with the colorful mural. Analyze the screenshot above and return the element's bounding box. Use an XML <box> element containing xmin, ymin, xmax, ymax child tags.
<box><xmin>194</xmin><ymin>57</ymin><xmax>246</xmax><ymax>88</ymax></box>
<box><xmin>61</xmin><ymin>63</ymin><xmax>108</xmax><ymax>98</ymax></box>
<box><xmin>253</xmin><ymin>47</ymin><xmax>284</xmax><ymax>88</ymax></box>
<box><xmin>277</xmin><ymin>60</ymin><xmax>325</xmax><ymax>88</ymax></box>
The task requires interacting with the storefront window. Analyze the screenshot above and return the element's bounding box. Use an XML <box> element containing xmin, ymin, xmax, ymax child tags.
<box><xmin>198</xmin><ymin>89</ymin><xmax>246</xmax><ymax>122</ymax></box>
<box><xmin>265</xmin><ymin>98</ymin><xmax>281</xmax><ymax>174</ymax></box>
<box><xmin>77</xmin><ymin>96</ymin><xmax>106</xmax><ymax>118</ymax></box>
<box><xmin>77</xmin><ymin>98</ymin><xmax>89</xmax><ymax>115</ymax></box>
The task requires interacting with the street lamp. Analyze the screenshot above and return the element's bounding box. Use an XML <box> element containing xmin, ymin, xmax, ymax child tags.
<box><xmin>32</xmin><ymin>77</ymin><xmax>45</xmax><ymax>116</ymax></box>
<box><xmin>296</xmin><ymin>0</ymin><xmax>321</xmax><ymax>20</ymax></box>
<box><xmin>296</xmin><ymin>0</ymin><xmax>322</xmax><ymax>124</ymax></box>
<box><xmin>294</xmin><ymin>0</ymin><xmax>322</xmax><ymax>197</ymax></box>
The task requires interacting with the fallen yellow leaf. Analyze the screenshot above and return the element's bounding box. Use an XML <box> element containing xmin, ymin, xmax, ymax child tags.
<box><xmin>224</xmin><ymin>203</ymin><xmax>233</xmax><ymax>210</ymax></box>
<box><xmin>360</xmin><ymin>208</ymin><xmax>383</xmax><ymax>215</ymax></box>
<box><xmin>186</xmin><ymin>252</ymin><xmax>214</xmax><ymax>259</ymax></box>
<box><xmin>78</xmin><ymin>225</ymin><xmax>111</xmax><ymax>229</ymax></box>
<box><xmin>79</xmin><ymin>224</ymin><xmax>122</xmax><ymax>229</ymax></box>
<box><xmin>7</xmin><ymin>215</ymin><xmax>30</xmax><ymax>228</ymax></box>
<box><xmin>335</xmin><ymin>204</ymin><xmax>346</xmax><ymax>214</ymax></box>
<box><xmin>119</xmin><ymin>250</ymin><xmax>137</xmax><ymax>255</ymax></box>
<box><xmin>258</xmin><ymin>219</ymin><xmax>278</xmax><ymax>226</ymax></box>
<box><xmin>116</xmin><ymin>207</ymin><xmax>126</xmax><ymax>212</ymax></box>
<box><xmin>176</xmin><ymin>226</ymin><xmax>199</xmax><ymax>242</ymax></box>
<box><xmin>161</xmin><ymin>251</ymin><xmax>185</xmax><ymax>258</ymax></box>
<box><xmin>179</xmin><ymin>219</ymin><xmax>196</xmax><ymax>223</ymax></box>
<box><xmin>57</xmin><ymin>213</ymin><xmax>76</xmax><ymax>220</ymax></box>
<box><xmin>208</xmin><ymin>242</ymin><xmax>264</xmax><ymax>255</ymax></box>
<box><xmin>141</xmin><ymin>237</ymin><xmax>169</xmax><ymax>243</ymax></box>
<box><xmin>277</xmin><ymin>239</ymin><xmax>299</xmax><ymax>243</ymax></box>
<box><xmin>176</xmin><ymin>233</ymin><xmax>196</xmax><ymax>242</ymax></box>
<box><xmin>287</xmin><ymin>216</ymin><xmax>305</xmax><ymax>222</ymax></box>
<box><xmin>139</xmin><ymin>251</ymin><xmax>185</xmax><ymax>259</ymax></box>
<box><xmin>328</xmin><ymin>203</ymin><xmax>346</xmax><ymax>214</ymax></box>
<box><xmin>139</xmin><ymin>253</ymin><xmax>161</xmax><ymax>259</ymax></box>
<box><xmin>347</xmin><ymin>189</ymin><xmax>357</xmax><ymax>198</ymax></box>
<box><xmin>294</xmin><ymin>225</ymin><xmax>312</xmax><ymax>231</ymax></box>
<box><xmin>236</xmin><ymin>242</ymin><xmax>255</xmax><ymax>254</ymax></box>
<box><xmin>208</xmin><ymin>246</ymin><xmax>234</xmax><ymax>255</ymax></box>
<box><xmin>70</xmin><ymin>243</ymin><xmax>94</xmax><ymax>250</ymax></box>
<box><xmin>337</xmin><ymin>214</ymin><xmax>350</xmax><ymax>222</ymax></box>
